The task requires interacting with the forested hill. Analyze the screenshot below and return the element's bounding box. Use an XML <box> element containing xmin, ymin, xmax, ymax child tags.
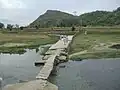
<box><xmin>29</xmin><ymin>7</ymin><xmax>120</xmax><ymax>27</ymax></box>
<box><xmin>29</xmin><ymin>10</ymin><xmax>79</xmax><ymax>27</ymax></box>
<box><xmin>80</xmin><ymin>7</ymin><xmax>120</xmax><ymax>26</ymax></box>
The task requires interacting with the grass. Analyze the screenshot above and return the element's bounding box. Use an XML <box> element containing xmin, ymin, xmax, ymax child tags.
<box><xmin>0</xmin><ymin>32</ymin><xmax>58</xmax><ymax>54</ymax></box>
<box><xmin>70</xmin><ymin>50</ymin><xmax>120</xmax><ymax>60</ymax></box>
<box><xmin>70</xmin><ymin>28</ymin><xmax>120</xmax><ymax>60</ymax></box>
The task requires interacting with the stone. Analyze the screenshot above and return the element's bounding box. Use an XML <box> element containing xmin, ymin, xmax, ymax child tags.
<box><xmin>57</xmin><ymin>56</ymin><xmax>67</xmax><ymax>62</ymax></box>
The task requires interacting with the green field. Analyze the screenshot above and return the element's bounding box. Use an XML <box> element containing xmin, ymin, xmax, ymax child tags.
<box><xmin>70</xmin><ymin>28</ymin><xmax>120</xmax><ymax>60</ymax></box>
<box><xmin>0</xmin><ymin>31</ymin><xmax>58</xmax><ymax>54</ymax></box>
<box><xmin>0</xmin><ymin>27</ymin><xmax>78</xmax><ymax>54</ymax></box>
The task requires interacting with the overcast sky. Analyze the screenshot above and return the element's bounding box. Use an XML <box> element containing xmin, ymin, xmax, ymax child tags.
<box><xmin>0</xmin><ymin>0</ymin><xmax>120</xmax><ymax>26</ymax></box>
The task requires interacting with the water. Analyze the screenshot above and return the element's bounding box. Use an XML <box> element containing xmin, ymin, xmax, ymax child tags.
<box><xmin>49</xmin><ymin>59</ymin><xmax>120</xmax><ymax>90</ymax></box>
<box><xmin>1</xmin><ymin>48</ymin><xmax>120</xmax><ymax>90</ymax></box>
<box><xmin>0</xmin><ymin>49</ymin><xmax>42</xmax><ymax>87</ymax></box>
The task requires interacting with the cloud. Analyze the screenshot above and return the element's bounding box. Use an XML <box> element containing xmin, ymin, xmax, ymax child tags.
<box><xmin>0</xmin><ymin>0</ymin><xmax>33</xmax><ymax>25</ymax></box>
<box><xmin>0</xmin><ymin>0</ymin><xmax>120</xmax><ymax>26</ymax></box>
<box><xmin>0</xmin><ymin>0</ymin><xmax>26</xmax><ymax>9</ymax></box>
<box><xmin>0</xmin><ymin>8</ymin><xmax>35</xmax><ymax>25</ymax></box>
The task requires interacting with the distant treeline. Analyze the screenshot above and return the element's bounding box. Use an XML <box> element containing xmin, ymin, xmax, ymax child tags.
<box><xmin>0</xmin><ymin>23</ymin><xmax>25</xmax><ymax>30</ymax></box>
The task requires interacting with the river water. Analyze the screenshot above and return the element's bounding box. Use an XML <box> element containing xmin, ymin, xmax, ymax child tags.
<box><xmin>0</xmin><ymin>49</ymin><xmax>42</xmax><ymax>87</ymax></box>
<box><xmin>0</xmin><ymin>49</ymin><xmax>120</xmax><ymax>90</ymax></box>
<box><xmin>49</xmin><ymin>59</ymin><xmax>120</xmax><ymax>90</ymax></box>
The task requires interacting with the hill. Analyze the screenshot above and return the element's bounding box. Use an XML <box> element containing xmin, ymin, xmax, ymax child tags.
<box><xmin>29</xmin><ymin>7</ymin><xmax>120</xmax><ymax>27</ymax></box>
<box><xmin>80</xmin><ymin>7</ymin><xmax>120</xmax><ymax>26</ymax></box>
<box><xmin>29</xmin><ymin>10</ymin><xmax>79</xmax><ymax>28</ymax></box>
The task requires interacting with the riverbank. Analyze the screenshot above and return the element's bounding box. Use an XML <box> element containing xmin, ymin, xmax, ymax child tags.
<box><xmin>0</xmin><ymin>32</ymin><xmax>58</xmax><ymax>54</ymax></box>
<box><xmin>69</xmin><ymin>29</ymin><xmax>120</xmax><ymax>60</ymax></box>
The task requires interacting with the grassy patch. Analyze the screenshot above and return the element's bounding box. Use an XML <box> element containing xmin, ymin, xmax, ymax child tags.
<box><xmin>0</xmin><ymin>32</ymin><xmax>58</xmax><ymax>54</ymax></box>
<box><xmin>70</xmin><ymin>50</ymin><xmax>120</xmax><ymax>60</ymax></box>
<box><xmin>70</xmin><ymin>28</ymin><xmax>120</xmax><ymax>60</ymax></box>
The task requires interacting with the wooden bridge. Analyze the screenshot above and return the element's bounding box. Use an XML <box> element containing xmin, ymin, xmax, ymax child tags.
<box><xmin>3</xmin><ymin>35</ymin><xmax>73</xmax><ymax>90</ymax></box>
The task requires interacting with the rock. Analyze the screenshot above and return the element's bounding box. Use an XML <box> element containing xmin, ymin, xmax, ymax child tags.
<box><xmin>60</xmin><ymin>52</ymin><xmax>68</xmax><ymax>56</ymax></box>
<box><xmin>57</xmin><ymin>56</ymin><xmax>67</xmax><ymax>62</ymax></box>
<box><xmin>42</xmin><ymin>55</ymin><xmax>50</xmax><ymax>60</ymax></box>
<box><xmin>59</xmin><ymin>65</ymin><xmax>66</xmax><ymax>68</ymax></box>
<box><xmin>45</xmin><ymin>50</ymin><xmax>56</xmax><ymax>55</ymax></box>
<box><xmin>110</xmin><ymin>44</ymin><xmax>120</xmax><ymax>49</ymax></box>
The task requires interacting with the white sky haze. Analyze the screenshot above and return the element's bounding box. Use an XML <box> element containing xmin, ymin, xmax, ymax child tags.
<box><xmin>0</xmin><ymin>0</ymin><xmax>119</xmax><ymax>25</ymax></box>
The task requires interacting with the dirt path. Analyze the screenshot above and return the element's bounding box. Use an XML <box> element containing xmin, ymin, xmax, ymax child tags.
<box><xmin>69</xmin><ymin>50</ymin><xmax>87</xmax><ymax>58</ymax></box>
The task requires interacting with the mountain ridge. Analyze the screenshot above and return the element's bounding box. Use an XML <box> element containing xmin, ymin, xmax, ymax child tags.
<box><xmin>30</xmin><ymin>7</ymin><xmax>120</xmax><ymax>27</ymax></box>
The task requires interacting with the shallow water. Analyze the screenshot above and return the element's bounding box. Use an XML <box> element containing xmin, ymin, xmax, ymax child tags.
<box><xmin>0</xmin><ymin>49</ymin><xmax>42</xmax><ymax>86</ymax></box>
<box><xmin>1</xmin><ymin>49</ymin><xmax>120</xmax><ymax>90</ymax></box>
<box><xmin>49</xmin><ymin>58</ymin><xmax>120</xmax><ymax>90</ymax></box>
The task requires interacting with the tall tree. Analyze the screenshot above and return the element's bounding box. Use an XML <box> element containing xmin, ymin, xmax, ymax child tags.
<box><xmin>15</xmin><ymin>24</ymin><xmax>19</xmax><ymax>29</ymax></box>
<box><xmin>35</xmin><ymin>25</ymin><xmax>39</xmax><ymax>29</ymax></box>
<box><xmin>7</xmin><ymin>24</ymin><xmax>13</xmax><ymax>31</ymax></box>
<box><xmin>0</xmin><ymin>23</ymin><xmax>4</xmax><ymax>29</ymax></box>
<box><xmin>20</xmin><ymin>26</ymin><xmax>24</xmax><ymax>30</ymax></box>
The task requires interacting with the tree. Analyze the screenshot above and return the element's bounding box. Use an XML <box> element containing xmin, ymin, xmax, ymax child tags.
<box><xmin>115</xmin><ymin>7</ymin><xmax>120</xmax><ymax>12</ymax></box>
<box><xmin>15</xmin><ymin>24</ymin><xmax>19</xmax><ymax>29</ymax></box>
<box><xmin>71</xmin><ymin>26</ymin><xmax>75</xmax><ymax>31</ymax></box>
<box><xmin>7</xmin><ymin>24</ymin><xmax>13</xmax><ymax>31</ymax></box>
<box><xmin>35</xmin><ymin>25</ymin><xmax>39</xmax><ymax>29</ymax></box>
<box><xmin>20</xmin><ymin>26</ymin><xmax>24</xmax><ymax>30</ymax></box>
<box><xmin>0</xmin><ymin>23</ymin><xmax>4</xmax><ymax>29</ymax></box>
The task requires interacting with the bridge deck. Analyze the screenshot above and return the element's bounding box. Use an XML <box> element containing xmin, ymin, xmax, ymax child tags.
<box><xmin>49</xmin><ymin>36</ymin><xmax>73</xmax><ymax>50</ymax></box>
<box><xmin>36</xmin><ymin>36</ymin><xmax>73</xmax><ymax>80</ymax></box>
<box><xmin>36</xmin><ymin>54</ymin><xmax>57</xmax><ymax>79</ymax></box>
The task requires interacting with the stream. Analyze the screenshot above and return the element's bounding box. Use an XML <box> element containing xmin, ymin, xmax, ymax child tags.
<box><xmin>0</xmin><ymin>48</ymin><xmax>120</xmax><ymax>90</ymax></box>
<box><xmin>49</xmin><ymin>59</ymin><xmax>120</xmax><ymax>90</ymax></box>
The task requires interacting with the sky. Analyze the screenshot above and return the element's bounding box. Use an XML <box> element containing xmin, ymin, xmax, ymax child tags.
<box><xmin>0</xmin><ymin>0</ymin><xmax>120</xmax><ymax>26</ymax></box>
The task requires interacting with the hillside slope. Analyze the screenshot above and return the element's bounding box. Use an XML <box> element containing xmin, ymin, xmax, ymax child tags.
<box><xmin>30</xmin><ymin>7</ymin><xmax>120</xmax><ymax>27</ymax></box>
<box><xmin>30</xmin><ymin>10</ymin><xmax>79</xmax><ymax>27</ymax></box>
<box><xmin>80</xmin><ymin>7</ymin><xmax>120</xmax><ymax>26</ymax></box>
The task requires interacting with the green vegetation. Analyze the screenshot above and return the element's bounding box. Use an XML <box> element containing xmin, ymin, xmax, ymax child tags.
<box><xmin>30</xmin><ymin>10</ymin><xmax>78</xmax><ymax>28</ymax></box>
<box><xmin>7</xmin><ymin>24</ymin><xmax>13</xmax><ymax>31</ymax></box>
<box><xmin>80</xmin><ymin>7</ymin><xmax>120</xmax><ymax>26</ymax></box>
<box><xmin>70</xmin><ymin>28</ymin><xmax>120</xmax><ymax>60</ymax></box>
<box><xmin>29</xmin><ymin>7</ymin><xmax>120</xmax><ymax>28</ymax></box>
<box><xmin>0</xmin><ymin>32</ymin><xmax>58</xmax><ymax>54</ymax></box>
<box><xmin>0</xmin><ymin>22</ymin><xmax>4</xmax><ymax>29</ymax></box>
<box><xmin>1</xmin><ymin>7</ymin><xmax>120</xmax><ymax>57</ymax></box>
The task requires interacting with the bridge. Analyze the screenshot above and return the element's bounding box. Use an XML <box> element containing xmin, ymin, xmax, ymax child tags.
<box><xmin>3</xmin><ymin>35</ymin><xmax>73</xmax><ymax>90</ymax></box>
<box><xmin>36</xmin><ymin>36</ymin><xmax>73</xmax><ymax>80</ymax></box>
